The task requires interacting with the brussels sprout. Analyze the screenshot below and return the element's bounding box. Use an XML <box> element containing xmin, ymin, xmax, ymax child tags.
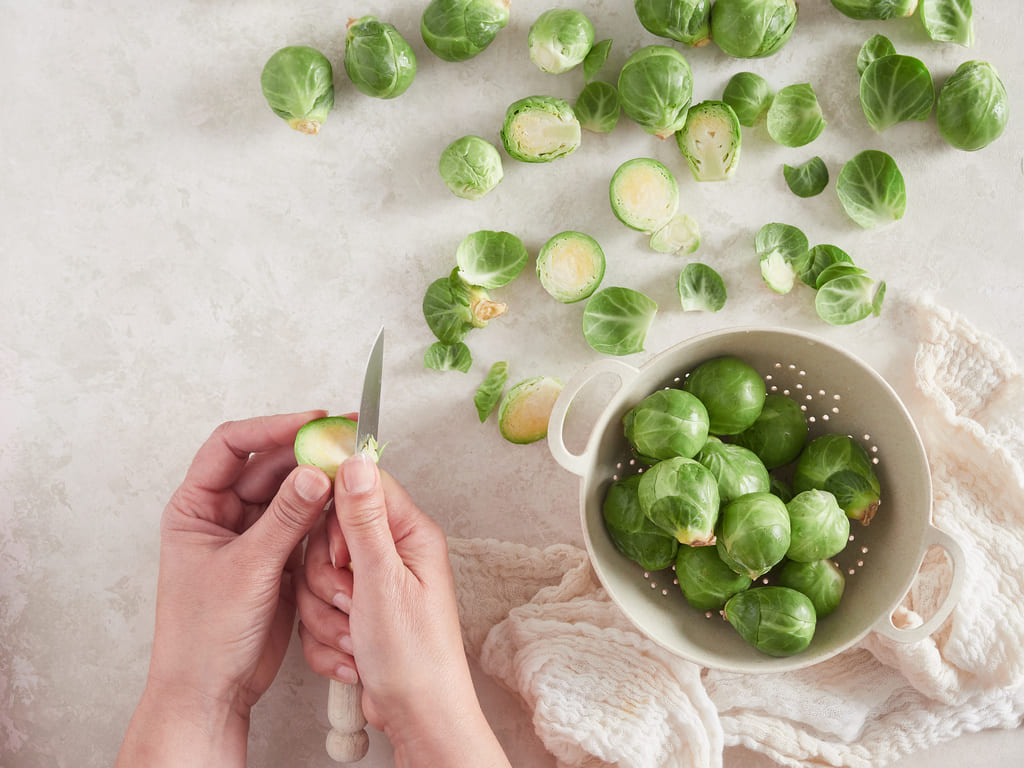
<box><xmin>683</xmin><ymin>356</ymin><xmax>766</xmax><ymax>435</ymax></box>
<box><xmin>637</xmin><ymin>457</ymin><xmax>720</xmax><ymax>545</ymax></box>
<box><xmin>716</xmin><ymin>492</ymin><xmax>791</xmax><ymax>580</ymax></box>
<box><xmin>528</xmin><ymin>8</ymin><xmax>596</xmax><ymax>74</ymax></box>
<box><xmin>623</xmin><ymin>389</ymin><xmax>710</xmax><ymax>463</ymax></box>
<box><xmin>424</xmin><ymin>341</ymin><xmax>473</xmax><ymax>372</ymax></box>
<box><xmin>536</xmin><ymin>231</ymin><xmax>606</xmax><ymax>303</ymax></box>
<box><xmin>783</xmin><ymin>156</ymin><xmax>829</xmax><ymax>198</ymax></box>
<box><xmin>501</xmin><ymin>95</ymin><xmax>582</xmax><ymax>163</ymax></box>
<box><xmin>583</xmin><ymin>39</ymin><xmax>614</xmax><ymax>82</ymax></box>
<box><xmin>859</xmin><ymin>55</ymin><xmax>934</xmax><ymax>132</ymax></box>
<box><xmin>722</xmin><ymin>72</ymin><xmax>773</xmax><ymax>127</ymax></box>
<box><xmin>651</xmin><ymin>214</ymin><xmax>701</xmax><ymax>255</ymax></box>
<box><xmin>856</xmin><ymin>34</ymin><xmax>897</xmax><ymax>77</ymax></box>
<box><xmin>793</xmin><ymin>434</ymin><xmax>881</xmax><ymax>524</ymax></box>
<box><xmin>498</xmin><ymin>376</ymin><xmax>563</xmax><ymax>444</ymax></box>
<box><xmin>423</xmin><ymin>270</ymin><xmax>507</xmax><ymax>344</ymax></box>
<box><xmin>678</xmin><ymin>263</ymin><xmax>726</xmax><ymax>312</ymax></box>
<box><xmin>921</xmin><ymin>0</ymin><xmax>973</xmax><ymax>47</ymax></box>
<box><xmin>676</xmin><ymin>545</ymin><xmax>751</xmax><ymax>611</ymax></box>
<box><xmin>695</xmin><ymin>437</ymin><xmax>770</xmax><ymax>503</ymax></box>
<box><xmin>710</xmin><ymin>0</ymin><xmax>798</xmax><ymax>59</ymax></box>
<box><xmin>786</xmin><ymin>489</ymin><xmax>850</xmax><ymax>562</ymax></box>
<box><xmin>421</xmin><ymin>0</ymin><xmax>510</xmax><ymax>62</ymax></box>
<box><xmin>735</xmin><ymin>393</ymin><xmax>807</xmax><ymax>469</ymax></box>
<box><xmin>582</xmin><ymin>287</ymin><xmax>658</xmax><ymax>356</ymax></box>
<box><xmin>724</xmin><ymin>586</ymin><xmax>816</xmax><ymax>656</ymax></box>
<box><xmin>829</xmin><ymin>0</ymin><xmax>917</xmax><ymax>20</ymax></box>
<box><xmin>456</xmin><ymin>230</ymin><xmax>528</xmax><ymax>289</ymax></box>
<box><xmin>766</xmin><ymin>83</ymin><xmax>826</xmax><ymax>147</ymax></box>
<box><xmin>778</xmin><ymin>559</ymin><xmax>846</xmax><ymax>618</ymax></box>
<box><xmin>617</xmin><ymin>45</ymin><xmax>694</xmax><ymax>139</ymax></box>
<box><xmin>676</xmin><ymin>101</ymin><xmax>742</xmax><ymax>182</ymax></box>
<box><xmin>474</xmin><ymin>361</ymin><xmax>508</xmax><ymax>421</ymax></box>
<box><xmin>798</xmin><ymin>244</ymin><xmax>853</xmax><ymax>288</ymax></box>
<box><xmin>294</xmin><ymin>416</ymin><xmax>380</xmax><ymax>479</ymax></box>
<box><xmin>755</xmin><ymin>222</ymin><xmax>809</xmax><ymax>295</ymax></box>
<box><xmin>770</xmin><ymin>473</ymin><xmax>794</xmax><ymax>503</ymax></box>
<box><xmin>836</xmin><ymin>150</ymin><xmax>906</xmax><ymax>229</ymax></box>
<box><xmin>609</xmin><ymin>158</ymin><xmax>679</xmax><ymax>233</ymax></box>
<box><xmin>815</xmin><ymin>274</ymin><xmax>886</xmax><ymax>326</ymax></box>
<box><xmin>344</xmin><ymin>16</ymin><xmax>417</xmax><ymax>99</ymax></box>
<box><xmin>815</xmin><ymin>263</ymin><xmax>867</xmax><ymax>289</ymax></box>
<box><xmin>260</xmin><ymin>46</ymin><xmax>335</xmax><ymax>135</ymax></box>
<box><xmin>634</xmin><ymin>0</ymin><xmax>713</xmax><ymax>47</ymax></box>
<box><xmin>937</xmin><ymin>61</ymin><xmax>1009</xmax><ymax>151</ymax></box>
<box><xmin>602</xmin><ymin>475</ymin><xmax>680</xmax><ymax>571</ymax></box>
<box><xmin>438</xmin><ymin>136</ymin><xmax>504</xmax><ymax>200</ymax></box>
<box><xmin>575</xmin><ymin>81</ymin><xmax>621</xmax><ymax>134</ymax></box>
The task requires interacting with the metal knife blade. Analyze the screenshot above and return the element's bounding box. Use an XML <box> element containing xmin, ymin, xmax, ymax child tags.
<box><xmin>355</xmin><ymin>326</ymin><xmax>384</xmax><ymax>456</ymax></box>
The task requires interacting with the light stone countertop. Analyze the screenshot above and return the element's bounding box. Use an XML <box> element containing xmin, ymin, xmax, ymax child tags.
<box><xmin>2</xmin><ymin>1</ymin><xmax>1022</xmax><ymax>766</ymax></box>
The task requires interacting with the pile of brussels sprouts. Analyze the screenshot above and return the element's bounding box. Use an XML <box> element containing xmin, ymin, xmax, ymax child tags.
<box><xmin>602</xmin><ymin>355</ymin><xmax>882</xmax><ymax>656</ymax></box>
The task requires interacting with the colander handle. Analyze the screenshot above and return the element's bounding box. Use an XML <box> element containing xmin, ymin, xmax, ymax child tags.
<box><xmin>548</xmin><ymin>358</ymin><xmax>640</xmax><ymax>477</ymax></box>
<box><xmin>871</xmin><ymin>525</ymin><xmax>967</xmax><ymax>644</ymax></box>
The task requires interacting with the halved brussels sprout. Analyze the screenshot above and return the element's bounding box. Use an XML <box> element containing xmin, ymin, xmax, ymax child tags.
<box><xmin>735</xmin><ymin>393</ymin><xmax>807</xmax><ymax>469</ymax></box>
<box><xmin>856</xmin><ymin>34</ymin><xmax>896</xmax><ymax>77</ymax></box>
<box><xmin>683</xmin><ymin>356</ymin><xmax>766</xmax><ymax>435</ymax></box>
<box><xmin>424</xmin><ymin>341</ymin><xmax>472</xmax><ymax>373</ymax></box>
<box><xmin>609</xmin><ymin>158</ymin><xmax>679</xmax><ymax>233</ymax></box>
<box><xmin>677</xmin><ymin>263</ymin><xmax>726</xmax><ymax>312</ymax></box>
<box><xmin>710</xmin><ymin>0</ymin><xmax>798</xmax><ymax>59</ymax></box>
<box><xmin>528</xmin><ymin>8</ymin><xmax>596</xmax><ymax>74</ymax></box>
<box><xmin>652</xmin><ymin>214</ymin><xmax>701</xmax><ymax>255</ymax></box>
<box><xmin>766</xmin><ymin>83</ymin><xmax>826</xmax><ymax>147</ymax></box>
<box><xmin>582</xmin><ymin>287</ymin><xmax>658</xmax><ymax>356</ymax></box>
<box><xmin>439</xmin><ymin>135</ymin><xmax>504</xmax><ymax>200</ymax></box>
<box><xmin>260</xmin><ymin>46</ymin><xmax>335</xmax><ymax>135</ymax></box>
<box><xmin>602</xmin><ymin>474</ymin><xmax>680</xmax><ymax>571</ymax></box>
<box><xmin>423</xmin><ymin>269</ymin><xmax>507</xmax><ymax>344</ymax></box>
<box><xmin>815</xmin><ymin>274</ymin><xmax>886</xmax><ymax>326</ymax></box>
<box><xmin>536</xmin><ymin>231</ymin><xmax>606</xmax><ymax>303</ymax></box>
<box><xmin>456</xmin><ymin>230</ymin><xmax>528</xmax><ymax>289</ymax></box>
<box><xmin>836</xmin><ymin>150</ymin><xmax>906</xmax><ymax>229</ymax></box>
<box><xmin>498</xmin><ymin>376</ymin><xmax>563</xmax><ymax>444</ymax></box>
<box><xmin>724</xmin><ymin>586</ymin><xmax>816</xmax><ymax>656</ymax></box>
<box><xmin>634</xmin><ymin>0</ymin><xmax>712</xmax><ymax>47</ymax></box>
<box><xmin>716</xmin><ymin>492</ymin><xmax>791</xmax><ymax>580</ymax></box>
<box><xmin>921</xmin><ymin>0</ymin><xmax>973</xmax><ymax>47</ymax></box>
<box><xmin>799</xmin><ymin>244</ymin><xmax>853</xmax><ymax>288</ymax></box>
<box><xmin>793</xmin><ymin>434</ymin><xmax>881</xmax><ymax>524</ymax></box>
<box><xmin>637</xmin><ymin>457</ymin><xmax>720</xmax><ymax>545</ymax></box>
<box><xmin>676</xmin><ymin>544</ymin><xmax>751</xmax><ymax>611</ymax></box>
<box><xmin>575</xmin><ymin>81</ymin><xmax>621</xmax><ymax>134</ymax></box>
<box><xmin>937</xmin><ymin>61</ymin><xmax>1009</xmax><ymax>151</ymax></box>
<box><xmin>421</xmin><ymin>0</ymin><xmax>510</xmax><ymax>62</ymax></box>
<box><xmin>295</xmin><ymin>416</ymin><xmax>365</xmax><ymax>479</ymax></box>
<box><xmin>474</xmin><ymin>361</ymin><xmax>508</xmax><ymax>421</ymax></box>
<box><xmin>695</xmin><ymin>437</ymin><xmax>770</xmax><ymax>503</ymax></box>
<box><xmin>786</xmin><ymin>489</ymin><xmax>850</xmax><ymax>562</ymax></box>
<box><xmin>501</xmin><ymin>95</ymin><xmax>582</xmax><ymax>163</ymax></box>
<box><xmin>344</xmin><ymin>16</ymin><xmax>417</xmax><ymax>99</ymax></box>
<box><xmin>623</xmin><ymin>388</ymin><xmax>710</xmax><ymax>463</ymax></box>
<box><xmin>676</xmin><ymin>101</ymin><xmax>742</xmax><ymax>182</ymax></box>
<box><xmin>783</xmin><ymin>156</ymin><xmax>829</xmax><ymax>198</ymax></box>
<box><xmin>722</xmin><ymin>71</ymin><xmax>773</xmax><ymax>127</ymax></box>
<box><xmin>829</xmin><ymin>0</ymin><xmax>917</xmax><ymax>20</ymax></box>
<box><xmin>859</xmin><ymin>55</ymin><xmax>934</xmax><ymax>131</ymax></box>
<box><xmin>755</xmin><ymin>222</ymin><xmax>809</xmax><ymax>295</ymax></box>
<box><xmin>617</xmin><ymin>45</ymin><xmax>694</xmax><ymax>139</ymax></box>
<box><xmin>778</xmin><ymin>559</ymin><xmax>845</xmax><ymax>618</ymax></box>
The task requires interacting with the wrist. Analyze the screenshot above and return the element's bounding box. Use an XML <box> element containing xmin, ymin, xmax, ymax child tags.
<box><xmin>388</xmin><ymin>697</ymin><xmax>510</xmax><ymax>768</ymax></box>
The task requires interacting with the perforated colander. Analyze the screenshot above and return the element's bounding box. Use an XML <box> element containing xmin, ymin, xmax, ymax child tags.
<box><xmin>548</xmin><ymin>327</ymin><xmax>964</xmax><ymax>673</ymax></box>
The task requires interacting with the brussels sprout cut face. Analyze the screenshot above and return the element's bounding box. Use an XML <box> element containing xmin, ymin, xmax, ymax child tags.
<box><xmin>609</xmin><ymin>158</ymin><xmax>679</xmax><ymax>233</ymax></box>
<box><xmin>786</xmin><ymin>489</ymin><xmax>851</xmax><ymax>562</ymax></box>
<box><xmin>617</xmin><ymin>45</ymin><xmax>694</xmax><ymax>138</ymax></box>
<box><xmin>766</xmin><ymin>83</ymin><xmax>826</xmax><ymax>147</ymax></box>
<box><xmin>421</xmin><ymin>0</ymin><xmax>510</xmax><ymax>62</ymax></box>
<box><xmin>501</xmin><ymin>96</ymin><xmax>581</xmax><ymax>163</ymax></box>
<box><xmin>294</xmin><ymin>416</ymin><xmax>360</xmax><ymax>479</ymax></box>
<box><xmin>260</xmin><ymin>46</ymin><xmax>335</xmax><ymax>134</ymax></box>
<box><xmin>722</xmin><ymin>71</ymin><xmax>773</xmax><ymax>127</ymax></box>
<box><xmin>778</xmin><ymin>559</ymin><xmax>845</xmax><ymax>618</ymax></box>
<box><xmin>736</xmin><ymin>393</ymin><xmax>807</xmax><ymax>469</ymax></box>
<box><xmin>684</xmin><ymin>356</ymin><xmax>766</xmax><ymax>435</ymax></box>
<box><xmin>528</xmin><ymin>8</ymin><xmax>596</xmax><ymax>74</ymax></box>
<box><xmin>830</xmin><ymin>0</ymin><xmax>917</xmax><ymax>20</ymax></box>
<box><xmin>537</xmin><ymin>231</ymin><xmax>606</xmax><ymax>303</ymax></box>
<box><xmin>582</xmin><ymin>287</ymin><xmax>658</xmax><ymax>356</ymax></box>
<box><xmin>637</xmin><ymin>457</ymin><xmax>720</xmax><ymax>545</ymax></box>
<box><xmin>724</xmin><ymin>586</ymin><xmax>816</xmax><ymax>656</ymax></box>
<box><xmin>344</xmin><ymin>16</ymin><xmax>417</xmax><ymax>99</ymax></box>
<box><xmin>603</xmin><ymin>475</ymin><xmax>680</xmax><ymax>571</ymax></box>
<box><xmin>859</xmin><ymin>55</ymin><xmax>934</xmax><ymax>132</ymax></box>
<box><xmin>676</xmin><ymin>101</ymin><xmax>742</xmax><ymax>182</ymax></box>
<box><xmin>710</xmin><ymin>0</ymin><xmax>798</xmax><ymax>59</ymax></box>
<box><xmin>716</xmin><ymin>492</ymin><xmax>791</xmax><ymax>580</ymax></box>
<box><xmin>836</xmin><ymin>150</ymin><xmax>906</xmax><ymax>229</ymax></box>
<box><xmin>498</xmin><ymin>377</ymin><xmax>563</xmax><ymax>444</ymax></box>
<box><xmin>623</xmin><ymin>388</ymin><xmax>710</xmax><ymax>463</ymax></box>
<box><xmin>634</xmin><ymin>0</ymin><xmax>713</xmax><ymax>47</ymax></box>
<box><xmin>937</xmin><ymin>61</ymin><xmax>1009</xmax><ymax>151</ymax></box>
<box><xmin>676</xmin><ymin>544</ymin><xmax>751</xmax><ymax>612</ymax></box>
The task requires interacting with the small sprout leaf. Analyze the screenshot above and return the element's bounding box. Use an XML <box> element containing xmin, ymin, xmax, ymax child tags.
<box><xmin>799</xmin><ymin>244</ymin><xmax>853</xmax><ymax>288</ymax></box>
<box><xmin>836</xmin><ymin>150</ymin><xmax>906</xmax><ymax>228</ymax></box>
<box><xmin>583</xmin><ymin>39</ymin><xmax>613</xmax><ymax>81</ymax></box>
<box><xmin>677</xmin><ymin>263</ymin><xmax>726</xmax><ymax>312</ymax></box>
<box><xmin>455</xmin><ymin>230</ymin><xmax>528</xmax><ymax>288</ymax></box>
<box><xmin>575</xmin><ymin>81</ymin><xmax>621</xmax><ymax>134</ymax></box>
<box><xmin>582</xmin><ymin>287</ymin><xmax>658</xmax><ymax>356</ymax></box>
<box><xmin>424</xmin><ymin>342</ymin><xmax>473</xmax><ymax>373</ymax></box>
<box><xmin>856</xmin><ymin>34</ymin><xmax>896</xmax><ymax>77</ymax></box>
<box><xmin>815</xmin><ymin>274</ymin><xmax>884</xmax><ymax>325</ymax></box>
<box><xmin>651</xmin><ymin>214</ymin><xmax>701</xmax><ymax>255</ymax></box>
<box><xmin>783</xmin><ymin>156</ymin><xmax>829</xmax><ymax>198</ymax></box>
<box><xmin>474</xmin><ymin>361</ymin><xmax>509</xmax><ymax>421</ymax></box>
<box><xmin>921</xmin><ymin>0</ymin><xmax>974</xmax><ymax>46</ymax></box>
<box><xmin>859</xmin><ymin>55</ymin><xmax>934</xmax><ymax>131</ymax></box>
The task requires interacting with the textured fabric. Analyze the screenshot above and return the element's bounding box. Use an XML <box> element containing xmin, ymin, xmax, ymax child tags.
<box><xmin>449</xmin><ymin>301</ymin><xmax>1024</xmax><ymax>768</ymax></box>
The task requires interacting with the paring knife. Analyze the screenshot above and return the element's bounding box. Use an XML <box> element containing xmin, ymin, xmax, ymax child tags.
<box><xmin>325</xmin><ymin>326</ymin><xmax>384</xmax><ymax>763</ymax></box>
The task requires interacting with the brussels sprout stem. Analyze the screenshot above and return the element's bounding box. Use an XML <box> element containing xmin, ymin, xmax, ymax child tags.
<box><xmin>471</xmin><ymin>297</ymin><xmax>507</xmax><ymax>325</ymax></box>
<box><xmin>287</xmin><ymin>118</ymin><xmax>322</xmax><ymax>135</ymax></box>
<box><xmin>852</xmin><ymin>499</ymin><xmax>879</xmax><ymax>526</ymax></box>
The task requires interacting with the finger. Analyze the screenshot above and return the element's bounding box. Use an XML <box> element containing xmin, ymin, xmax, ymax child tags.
<box><xmin>326</xmin><ymin>508</ymin><xmax>351</xmax><ymax>570</ymax></box>
<box><xmin>377</xmin><ymin>470</ymin><xmax>450</xmax><ymax>581</ymax></box>
<box><xmin>305</xmin><ymin>514</ymin><xmax>354</xmax><ymax>606</ymax></box>
<box><xmin>296</xmin><ymin>566</ymin><xmax>352</xmax><ymax>650</ymax></box>
<box><xmin>234</xmin><ymin>443</ymin><xmax>301</xmax><ymax>504</ymax></box>
<box><xmin>245</xmin><ymin>464</ymin><xmax>332</xmax><ymax>569</ymax></box>
<box><xmin>334</xmin><ymin>454</ymin><xmax>400</xmax><ymax>574</ymax></box>
<box><xmin>299</xmin><ymin>622</ymin><xmax>358</xmax><ymax>684</ymax></box>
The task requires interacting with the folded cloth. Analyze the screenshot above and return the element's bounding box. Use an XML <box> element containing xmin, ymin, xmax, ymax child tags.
<box><xmin>449</xmin><ymin>300</ymin><xmax>1024</xmax><ymax>768</ymax></box>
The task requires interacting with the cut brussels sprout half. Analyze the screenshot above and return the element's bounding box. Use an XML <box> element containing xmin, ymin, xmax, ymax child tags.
<box><xmin>294</xmin><ymin>416</ymin><xmax>372</xmax><ymax>480</ymax></box>
<box><xmin>498</xmin><ymin>376</ymin><xmax>563</xmax><ymax>444</ymax></box>
<box><xmin>860</xmin><ymin>55</ymin><xmax>934</xmax><ymax>131</ymax></box>
<box><xmin>501</xmin><ymin>95</ymin><xmax>581</xmax><ymax>163</ymax></box>
<box><xmin>455</xmin><ymin>230</ymin><xmax>528</xmax><ymax>289</ymax></box>
<box><xmin>786</xmin><ymin>489</ymin><xmax>850</xmax><ymax>562</ymax></box>
<box><xmin>778</xmin><ymin>559</ymin><xmax>845</xmax><ymax>618</ymax></box>
<box><xmin>937</xmin><ymin>61</ymin><xmax>1009</xmax><ymax>151</ymax></box>
<box><xmin>574</xmin><ymin>81</ymin><xmax>621</xmax><ymax>134</ymax></box>
<box><xmin>676</xmin><ymin>100</ymin><xmax>742</xmax><ymax>182</ymax></box>
<box><xmin>634</xmin><ymin>0</ymin><xmax>712</xmax><ymax>47</ymax></box>
<box><xmin>783</xmin><ymin>156</ymin><xmax>828</xmax><ymax>198</ymax></box>
<box><xmin>696</xmin><ymin>437</ymin><xmax>770</xmax><ymax>503</ymax></box>
<box><xmin>651</xmin><ymin>214</ymin><xmax>701</xmax><ymax>255</ymax></box>
<box><xmin>583</xmin><ymin>39</ymin><xmax>613</xmax><ymax>81</ymax></box>
<box><xmin>603</xmin><ymin>475</ymin><xmax>680</xmax><ymax>571</ymax></box>
<box><xmin>766</xmin><ymin>83</ymin><xmax>826</xmax><ymax>147</ymax></box>
<box><xmin>474</xmin><ymin>361</ymin><xmax>508</xmax><ymax>421</ymax></box>
<box><xmin>735</xmin><ymin>393</ymin><xmax>807</xmax><ymax>469</ymax></box>
<box><xmin>678</xmin><ymin>263</ymin><xmax>726</xmax><ymax>312</ymax></box>
<box><xmin>439</xmin><ymin>135</ymin><xmax>504</xmax><ymax>200</ymax></box>
<box><xmin>856</xmin><ymin>34</ymin><xmax>896</xmax><ymax>77</ymax></box>
<box><xmin>609</xmin><ymin>158</ymin><xmax>679</xmax><ymax>233</ymax></box>
<box><xmin>836</xmin><ymin>150</ymin><xmax>906</xmax><ymax>228</ymax></box>
<box><xmin>676</xmin><ymin>545</ymin><xmax>751</xmax><ymax>612</ymax></box>
<box><xmin>344</xmin><ymin>16</ymin><xmax>417</xmax><ymax>99</ymax></box>
<box><xmin>420</xmin><ymin>0</ymin><xmax>510</xmax><ymax>62</ymax></box>
<box><xmin>638</xmin><ymin>457</ymin><xmax>720</xmax><ymax>545</ymax></box>
<box><xmin>793</xmin><ymin>434</ymin><xmax>881</xmax><ymax>524</ymax></box>
<box><xmin>683</xmin><ymin>356</ymin><xmax>766</xmax><ymax>436</ymax></box>
<box><xmin>722</xmin><ymin>71</ymin><xmax>773</xmax><ymax>127</ymax></box>
<box><xmin>725</xmin><ymin>586</ymin><xmax>816</xmax><ymax>656</ymax></box>
<box><xmin>830</xmin><ymin>0</ymin><xmax>917</xmax><ymax>20</ymax></box>
<box><xmin>260</xmin><ymin>46</ymin><xmax>335</xmax><ymax>135</ymax></box>
<box><xmin>716</xmin><ymin>492</ymin><xmax>791</xmax><ymax>580</ymax></box>
<box><xmin>528</xmin><ymin>8</ymin><xmax>595</xmax><ymax>74</ymax></box>
<box><xmin>799</xmin><ymin>244</ymin><xmax>853</xmax><ymax>288</ymax></box>
<box><xmin>815</xmin><ymin>275</ymin><xmax>886</xmax><ymax>326</ymax></box>
<box><xmin>536</xmin><ymin>231</ymin><xmax>606</xmax><ymax>303</ymax></box>
<box><xmin>424</xmin><ymin>341</ymin><xmax>472</xmax><ymax>373</ymax></box>
<box><xmin>921</xmin><ymin>0</ymin><xmax>973</xmax><ymax>47</ymax></box>
<box><xmin>623</xmin><ymin>388</ymin><xmax>710</xmax><ymax>463</ymax></box>
<box><xmin>617</xmin><ymin>45</ymin><xmax>693</xmax><ymax>139</ymax></box>
<box><xmin>710</xmin><ymin>0</ymin><xmax>798</xmax><ymax>59</ymax></box>
<box><xmin>582</xmin><ymin>287</ymin><xmax>658</xmax><ymax>356</ymax></box>
<box><xmin>755</xmin><ymin>222</ymin><xmax>809</xmax><ymax>295</ymax></box>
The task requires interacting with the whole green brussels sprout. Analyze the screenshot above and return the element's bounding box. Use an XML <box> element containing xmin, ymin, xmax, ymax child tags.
<box><xmin>421</xmin><ymin>0</ymin><xmax>510</xmax><ymax>62</ymax></box>
<box><xmin>829</xmin><ymin>0</ymin><xmax>916</xmax><ymax>20</ymax></box>
<box><xmin>683</xmin><ymin>356</ymin><xmax>766</xmax><ymax>435</ymax></box>
<box><xmin>716</xmin><ymin>492</ymin><xmax>790</xmax><ymax>580</ymax></box>
<box><xmin>695</xmin><ymin>436</ymin><xmax>770</xmax><ymax>503</ymax></box>
<box><xmin>710</xmin><ymin>0</ymin><xmax>798</xmax><ymax>59</ymax></box>
<box><xmin>786</xmin><ymin>489</ymin><xmax>850</xmax><ymax>562</ymax></box>
<box><xmin>778</xmin><ymin>558</ymin><xmax>845</xmax><ymax>618</ymax></box>
<box><xmin>793</xmin><ymin>434</ymin><xmax>881</xmax><ymax>524</ymax></box>
<box><xmin>675</xmin><ymin>544</ymin><xmax>751</xmax><ymax>611</ymax></box>
<box><xmin>637</xmin><ymin>457</ymin><xmax>720</xmax><ymax>546</ymax></box>
<box><xmin>634</xmin><ymin>0</ymin><xmax>712</xmax><ymax>47</ymax></box>
<box><xmin>617</xmin><ymin>45</ymin><xmax>693</xmax><ymax>139</ymax></box>
<box><xmin>344</xmin><ymin>16</ymin><xmax>417</xmax><ymax>99</ymax></box>
<box><xmin>724</xmin><ymin>586</ymin><xmax>816</xmax><ymax>656</ymax></box>
<box><xmin>736</xmin><ymin>393</ymin><xmax>807</xmax><ymax>469</ymax></box>
<box><xmin>602</xmin><ymin>474</ymin><xmax>679</xmax><ymax>571</ymax></box>
<box><xmin>439</xmin><ymin>136</ymin><xmax>504</xmax><ymax>200</ymax></box>
<box><xmin>260</xmin><ymin>46</ymin><xmax>335</xmax><ymax>135</ymax></box>
<box><xmin>528</xmin><ymin>8</ymin><xmax>595</xmax><ymax>74</ymax></box>
<box><xmin>937</xmin><ymin>61</ymin><xmax>1009</xmax><ymax>152</ymax></box>
<box><xmin>623</xmin><ymin>389</ymin><xmax>710</xmax><ymax>463</ymax></box>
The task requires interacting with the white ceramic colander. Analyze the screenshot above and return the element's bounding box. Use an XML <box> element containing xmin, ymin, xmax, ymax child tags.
<box><xmin>548</xmin><ymin>327</ymin><xmax>965</xmax><ymax>673</ymax></box>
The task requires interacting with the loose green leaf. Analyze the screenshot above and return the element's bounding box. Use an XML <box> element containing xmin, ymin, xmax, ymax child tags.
<box><xmin>575</xmin><ymin>81</ymin><xmax>621</xmax><ymax>134</ymax></box>
<box><xmin>424</xmin><ymin>341</ymin><xmax>473</xmax><ymax>372</ymax></box>
<box><xmin>423</xmin><ymin>277</ymin><xmax>473</xmax><ymax>344</ymax></box>
<box><xmin>582</xmin><ymin>287</ymin><xmax>658</xmax><ymax>356</ymax></box>
<box><xmin>856</xmin><ymin>34</ymin><xmax>896</xmax><ymax>77</ymax></box>
<box><xmin>836</xmin><ymin>150</ymin><xmax>906</xmax><ymax>229</ymax></box>
<box><xmin>766</xmin><ymin>83</ymin><xmax>826</xmax><ymax>147</ymax></box>
<box><xmin>456</xmin><ymin>230</ymin><xmax>529</xmax><ymax>288</ymax></box>
<box><xmin>921</xmin><ymin>0</ymin><xmax>973</xmax><ymax>47</ymax></box>
<box><xmin>678</xmin><ymin>263</ymin><xmax>726</xmax><ymax>312</ymax></box>
<box><xmin>798</xmin><ymin>244</ymin><xmax>853</xmax><ymax>288</ymax></box>
<box><xmin>815</xmin><ymin>275</ymin><xmax>885</xmax><ymax>325</ymax></box>
<box><xmin>816</xmin><ymin>263</ymin><xmax>867</xmax><ymax>289</ymax></box>
<box><xmin>583</xmin><ymin>38</ymin><xmax>613</xmax><ymax>81</ymax></box>
<box><xmin>721</xmin><ymin>71</ymin><xmax>773</xmax><ymax>127</ymax></box>
<box><xmin>474</xmin><ymin>361</ymin><xmax>509</xmax><ymax>421</ymax></box>
<box><xmin>830</xmin><ymin>0</ymin><xmax>917</xmax><ymax>19</ymax></box>
<box><xmin>783</xmin><ymin>156</ymin><xmax>829</xmax><ymax>198</ymax></box>
<box><xmin>859</xmin><ymin>55</ymin><xmax>934</xmax><ymax>131</ymax></box>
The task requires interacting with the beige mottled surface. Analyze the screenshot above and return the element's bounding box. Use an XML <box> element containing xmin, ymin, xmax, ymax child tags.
<box><xmin>2</xmin><ymin>1</ymin><xmax>1022</xmax><ymax>766</ymax></box>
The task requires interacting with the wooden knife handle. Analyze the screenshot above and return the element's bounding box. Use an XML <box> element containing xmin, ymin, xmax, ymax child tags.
<box><xmin>326</xmin><ymin>678</ymin><xmax>369</xmax><ymax>762</ymax></box>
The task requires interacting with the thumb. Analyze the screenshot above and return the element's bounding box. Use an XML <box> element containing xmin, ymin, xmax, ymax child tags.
<box><xmin>248</xmin><ymin>464</ymin><xmax>332</xmax><ymax>568</ymax></box>
<box><xmin>334</xmin><ymin>453</ymin><xmax>399</xmax><ymax>572</ymax></box>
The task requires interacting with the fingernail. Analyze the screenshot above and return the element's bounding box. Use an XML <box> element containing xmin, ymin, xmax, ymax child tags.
<box><xmin>332</xmin><ymin>591</ymin><xmax>351</xmax><ymax>614</ymax></box>
<box><xmin>335</xmin><ymin>665</ymin><xmax>358</xmax><ymax>685</ymax></box>
<box><xmin>340</xmin><ymin>454</ymin><xmax>376</xmax><ymax>494</ymax></box>
<box><xmin>338</xmin><ymin>635</ymin><xmax>353</xmax><ymax>654</ymax></box>
<box><xmin>295</xmin><ymin>466</ymin><xmax>331</xmax><ymax>502</ymax></box>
